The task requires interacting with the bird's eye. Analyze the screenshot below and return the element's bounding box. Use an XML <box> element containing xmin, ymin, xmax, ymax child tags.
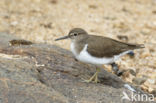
<box><xmin>73</xmin><ymin>33</ymin><xmax>78</xmax><ymax>36</ymax></box>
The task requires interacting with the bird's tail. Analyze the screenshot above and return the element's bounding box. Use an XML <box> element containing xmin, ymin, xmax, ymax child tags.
<box><xmin>129</xmin><ymin>44</ymin><xmax>145</xmax><ymax>49</ymax></box>
<box><xmin>135</xmin><ymin>44</ymin><xmax>145</xmax><ymax>48</ymax></box>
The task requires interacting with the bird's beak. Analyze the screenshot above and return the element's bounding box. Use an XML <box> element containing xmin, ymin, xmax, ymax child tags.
<box><xmin>55</xmin><ymin>35</ymin><xmax>70</xmax><ymax>41</ymax></box>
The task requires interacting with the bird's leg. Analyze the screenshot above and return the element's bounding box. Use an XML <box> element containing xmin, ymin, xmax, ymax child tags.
<box><xmin>82</xmin><ymin>68</ymin><xmax>100</xmax><ymax>83</ymax></box>
<box><xmin>111</xmin><ymin>62</ymin><xmax>123</xmax><ymax>76</ymax></box>
<box><xmin>94</xmin><ymin>68</ymin><xmax>100</xmax><ymax>83</ymax></box>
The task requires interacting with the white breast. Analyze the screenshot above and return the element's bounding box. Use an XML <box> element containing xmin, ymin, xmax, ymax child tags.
<box><xmin>70</xmin><ymin>43</ymin><xmax>131</xmax><ymax>65</ymax></box>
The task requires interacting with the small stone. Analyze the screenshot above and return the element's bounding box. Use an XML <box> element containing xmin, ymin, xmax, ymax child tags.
<box><xmin>140</xmin><ymin>52</ymin><xmax>151</xmax><ymax>58</ymax></box>
<box><xmin>147</xmin><ymin>79</ymin><xmax>155</xmax><ymax>84</ymax></box>
<box><xmin>9</xmin><ymin>39</ymin><xmax>33</xmax><ymax>46</ymax></box>
<box><xmin>4</xmin><ymin>15</ymin><xmax>10</xmax><ymax>19</ymax></box>
<box><xmin>128</xmin><ymin>69</ymin><xmax>136</xmax><ymax>76</ymax></box>
<box><xmin>121</xmin><ymin>70</ymin><xmax>130</xmax><ymax>78</ymax></box>
<box><xmin>140</xmin><ymin>85</ymin><xmax>149</xmax><ymax>92</ymax></box>
<box><xmin>117</xmin><ymin>35</ymin><xmax>128</xmax><ymax>41</ymax></box>
<box><xmin>140</xmin><ymin>28</ymin><xmax>150</xmax><ymax>35</ymax></box>
<box><xmin>88</xmin><ymin>5</ymin><xmax>97</xmax><ymax>9</ymax></box>
<box><xmin>132</xmin><ymin>77</ymin><xmax>147</xmax><ymax>85</ymax></box>
<box><xmin>40</xmin><ymin>23</ymin><xmax>53</xmax><ymax>29</ymax></box>
<box><xmin>10</xmin><ymin>21</ymin><xmax>18</xmax><ymax>26</ymax></box>
<box><xmin>152</xmin><ymin>10</ymin><xmax>156</xmax><ymax>14</ymax></box>
<box><xmin>151</xmin><ymin>90</ymin><xmax>156</xmax><ymax>97</ymax></box>
<box><xmin>50</xmin><ymin>0</ymin><xmax>57</xmax><ymax>4</ymax></box>
<box><xmin>116</xmin><ymin>70</ymin><xmax>123</xmax><ymax>76</ymax></box>
<box><xmin>148</xmin><ymin>87</ymin><xmax>154</xmax><ymax>93</ymax></box>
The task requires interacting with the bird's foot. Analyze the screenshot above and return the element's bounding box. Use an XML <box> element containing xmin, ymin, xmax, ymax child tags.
<box><xmin>82</xmin><ymin>75</ymin><xmax>100</xmax><ymax>83</ymax></box>
<box><xmin>82</xmin><ymin>68</ymin><xmax>100</xmax><ymax>83</ymax></box>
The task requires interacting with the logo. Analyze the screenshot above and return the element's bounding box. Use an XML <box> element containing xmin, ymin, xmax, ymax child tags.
<box><xmin>122</xmin><ymin>91</ymin><xmax>130</xmax><ymax>101</ymax></box>
<box><xmin>121</xmin><ymin>91</ymin><xmax>155</xmax><ymax>102</ymax></box>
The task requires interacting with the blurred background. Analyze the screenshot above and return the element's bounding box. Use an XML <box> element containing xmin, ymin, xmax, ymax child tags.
<box><xmin>0</xmin><ymin>0</ymin><xmax>156</xmax><ymax>97</ymax></box>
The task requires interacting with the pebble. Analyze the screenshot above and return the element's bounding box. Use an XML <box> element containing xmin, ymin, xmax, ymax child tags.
<box><xmin>88</xmin><ymin>5</ymin><xmax>97</xmax><ymax>9</ymax></box>
<box><xmin>117</xmin><ymin>35</ymin><xmax>128</xmax><ymax>41</ymax></box>
<box><xmin>10</xmin><ymin>21</ymin><xmax>18</xmax><ymax>26</ymax></box>
<box><xmin>140</xmin><ymin>52</ymin><xmax>151</xmax><ymax>58</ymax></box>
<box><xmin>129</xmin><ymin>69</ymin><xmax>136</xmax><ymax>76</ymax></box>
<box><xmin>140</xmin><ymin>85</ymin><xmax>149</xmax><ymax>92</ymax></box>
<box><xmin>147</xmin><ymin>79</ymin><xmax>155</xmax><ymax>84</ymax></box>
<box><xmin>151</xmin><ymin>90</ymin><xmax>156</xmax><ymax>97</ymax></box>
<box><xmin>132</xmin><ymin>77</ymin><xmax>147</xmax><ymax>85</ymax></box>
<box><xmin>140</xmin><ymin>28</ymin><xmax>150</xmax><ymax>35</ymax></box>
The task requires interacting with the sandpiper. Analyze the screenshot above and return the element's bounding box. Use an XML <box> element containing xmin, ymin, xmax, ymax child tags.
<box><xmin>55</xmin><ymin>28</ymin><xmax>144</xmax><ymax>83</ymax></box>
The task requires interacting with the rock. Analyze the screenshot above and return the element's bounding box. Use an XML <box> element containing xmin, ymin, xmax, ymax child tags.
<box><xmin>121</xmin><ymin>69</ymin><xmax>136</xmax><ymax>79</ymax></box>
<box><xmin>50</xmin><ymin>0</ymin><xmax>58</xmax><ymax>4</ymax></box>
<box><xmin>132</xmin><ymin>77</ymin><xmax>147</xmax><ymax>85</ymax></box>
<box><xmin>10</xmin><ymin>21</ymin><xmax>18</xmax><ymax>26</ymax></box>
<box><xmin>152</xmin><ymin>10</ymin><xmax>156</xmax><ymax>14</ymax></box>
<box><xmin>151</xmin><ymin>90</ymin><xmax>156</xmax><ymax>97</ymax></box>
<box><xmin>147</xmin><ymin>79</ymin><xmax>155</xmax><ymax>85</ymax></box>
<box><xmin>0</xmin><ymin>32</ymin><xmax>148</xmax><ymax>103</ymax></box>
<box><xmin>117</xmin><ymin>35</ymin><xmax>129</xmax><ymax>41</ymax></box>
<box><xmin>129</xmin><ymin>69</ymin><xmax>136</xmax><ymax>76</ymax></box>
<box><xmin>9</xmin><ymin>39</ymin><xmax>33</xmax><ymax>46</ymax></box>
<box><xmin>88</xmin><ymin>5</ymin><xmax>97</xmax><ymax>9</ymax></box>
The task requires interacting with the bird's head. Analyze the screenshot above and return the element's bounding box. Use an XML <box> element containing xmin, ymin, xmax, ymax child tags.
<box><xmin>55</xmin><ymin>28</ymin><xmax>88</xmax><ymax>41</ymax></box>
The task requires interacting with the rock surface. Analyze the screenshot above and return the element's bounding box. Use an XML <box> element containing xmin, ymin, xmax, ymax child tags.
<box><xmin>0</xmin><ymin>32</ymin><xmax>154</xmax><ymax>103</ymax></box>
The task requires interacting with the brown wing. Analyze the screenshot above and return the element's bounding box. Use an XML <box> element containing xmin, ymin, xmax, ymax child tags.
<box><xmin>87</xmin><ymin>35</ymin><xmax>144</xmax><ymax>58</ymax></box>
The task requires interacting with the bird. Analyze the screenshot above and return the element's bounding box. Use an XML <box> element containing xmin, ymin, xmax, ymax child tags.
<box><xmin>55</xmin><ymin>28</ymin><xmax>144</xmax><ymax>83</ymax></box>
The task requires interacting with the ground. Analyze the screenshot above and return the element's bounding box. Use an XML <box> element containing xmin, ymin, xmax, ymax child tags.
<box><xmin>0</xmin><ymin>0</ymin><xmax>156</xmax><ymax>98</ymax></box>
